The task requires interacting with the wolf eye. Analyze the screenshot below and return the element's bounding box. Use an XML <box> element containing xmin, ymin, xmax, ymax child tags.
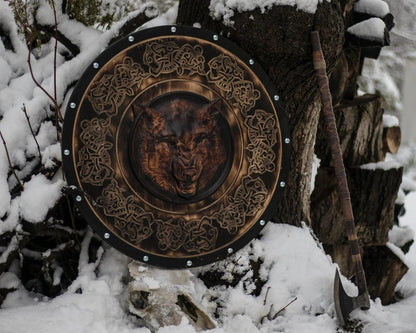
<box><xmin>157</xmin><ymin>136</ymin><xmax>176</xmax><ymax>146</ymax></box>
<box><xmin>195</xmin><ymin>134</ymin><xmax>208</xmax><ymax>144</ymax></box>
<box><xmin>202</xmin><ymin>119</ymin><xmax>211</xmax><ymax>126</ymax></box>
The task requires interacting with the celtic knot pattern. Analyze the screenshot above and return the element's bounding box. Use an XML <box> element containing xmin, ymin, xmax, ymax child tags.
<box><xmin>73</xmin><ymin>35</ymin><xmax>283</xmax><ymax>260</ymax></box>
<box><xmin>88</xmin><ymin>57</ymin><xmax>148</xmax><ymax>115</ymax></box>
<box><xmin>157</xmin><ymin>217</ymin><xmax>218</xmax><ymax>253</ymax></box>
<box><xmin>246</xmin><ymin>109</ymin><xmax>278</xmax><ymax>174</ymax></box>
<box><xmin>207</xmin><ymin>54</ymin><xmax>260</xmax><ymax>114</ymax></box>
<box><xmin>143</xmin><ymin>40</ymin><xmax>205</xmax><ymax>76</ymax></box>
<box><xmin>97</xmin><ymin>180</ymin><xmax>154</xmax><ymax>244</ymax></box>
<box><xmin>216</xmin><ymin>176</ymin><xmax>268</xmax><ymax>234</ymax></box>
<box><xmin>77</xmin><ymin>118</ymin><xmax>113</xmax><ymax>185</ymax></box>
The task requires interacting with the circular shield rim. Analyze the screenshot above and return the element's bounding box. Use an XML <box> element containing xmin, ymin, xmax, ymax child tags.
<box><xmin>62</xmin><ymin>25</ymin><xmax>291</xmax><ymax>269</ymax></box>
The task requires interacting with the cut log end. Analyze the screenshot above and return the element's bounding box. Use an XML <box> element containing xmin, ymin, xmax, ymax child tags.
<box><xmin>382</xmin><ymin>126</ymin><xmax>401</xmax><ymax>155</ymax></box>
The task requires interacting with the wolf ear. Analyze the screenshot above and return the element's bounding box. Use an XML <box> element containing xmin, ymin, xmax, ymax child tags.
<box><xmin>132</xmin><ymin>103</ymin><xmax>145</xmax><ymax>118</ymax></box>
<box><xmin>132</xmin><ymin>104</ymin><xmax>159</xmax><ymax>121</ymax></box>
<box><xmin>205</xmin><ymin>98</ymin><xmax>222</xmax><ymax>116</ymax></box>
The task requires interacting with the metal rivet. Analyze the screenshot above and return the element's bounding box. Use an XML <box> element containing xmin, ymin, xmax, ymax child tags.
<box><xmin>274</xmin><ymin>95</ymin><xmax>279</xmax><ymax>101</ymax></box>
<box><xmin>70</xmin><ymin>102</ymin><xmax>76</xmax><ymax>109</ymax></box>
<box><xmin>75</xmin><ymin>195</ymin><xmax>82</xmax><ymax>202</ymax></box>
<box><xmin>93</xmin><ymin>62</ymin><xmax>99</xmax><ymax>69</ymax></box>
<box><xmin>104</xmin><ymin>232</ymin><xmax>110</xmax><ymax>239</ymax></box>
<box><xmin>63</xmin><ymin>149</ymin><xmax>70</xmax><ymax>156</ymax></box>
<box><xmin>259</xmin><ymin>219</ymin><xmax>266</xmax><ymax>226</ymax></box>
<box><xmin>280</xmin><ymin>181</ymin><xmax>286</xmax><ymax>188</ymax></box>
<box><xmin>213</xmin><ymin>34</ymin><xmax>219</xmax><ymax>41</ymax></box>
<box><xmin>171</xmin><ymin>26</ymin><xmax>176</xmax><ymax>33</ymax></box>
<box><xmin>128</xmin><ymin>35</ymin><xmax>134</xmax><ymax>42</ymax></box>
<box><xmin>227</xmin><ymin>248</ymin><xmax>233</xmax><ymax>254</ymax></box>
<box><xmin>143</xmin><ymin>255</ymin><xmax>149</xmax><ymax>262</ymax></box>
<box><xmin>249</xmin><ymin>59</ymin><xmax>254</xmax><ymax>65</ymax></box>
<box><xmin>186</xmin><ymin>260</ymin><xmax>192</xmax><ymax>267</ymax></box>
<box><xmin>285</xmin><ymin>138</ymin><xmax>290</xmax><ymax>144</ymax></box>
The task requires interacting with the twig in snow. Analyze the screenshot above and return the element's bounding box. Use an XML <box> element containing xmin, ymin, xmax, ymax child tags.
<box><xmin>21</xmin><ymin>104</ymin><xmax>42</xmax><ymax>160</ymax></box>
<box><xmin>0</xmin><ymin>130</ymin><xmax>23</xmax><ymax>190</ymax></box>
<box><xmin>263</xmin><ymin>286</ymin><xmax>271</xmax><ymax>306</ymax></box>
<box><xmin>51</xmin><ymin>0</ymin><xmax>58</xmax><ymax>118</ymax></box>
<box><xmin>271</xmin><ymin>297</ymin><xmax>297</xmax><ymax>320</ymax></box>
<box><xmin>261</xmin><ymin>297</ymin><xmax>298</xmax><ymax>323</ymax></box>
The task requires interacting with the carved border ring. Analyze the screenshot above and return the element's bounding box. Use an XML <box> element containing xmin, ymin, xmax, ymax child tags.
<box><xmin>62</xmin><ymin>25</ymin><xmax>290</xmax><ymax>268</ymax></box>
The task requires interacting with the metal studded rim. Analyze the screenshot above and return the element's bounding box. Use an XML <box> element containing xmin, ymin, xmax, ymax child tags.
<box><xmin>61</xmin><ymin>25</ymin><xmax>291</xmax><ymax>269</ymax></box>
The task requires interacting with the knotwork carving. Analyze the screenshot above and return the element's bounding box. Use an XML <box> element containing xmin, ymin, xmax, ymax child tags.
<box><xmin>246</xmin><ymin>109</ymin><xmax>278</xmax><ymax>174</ymax></box>
<box><xmin>77</xmin><ymin>118</ymin><xmax>113</xmax><ymax>185</ymax></box>
<box><xmin>67</xmin><ymin>30</ymin><xmax>287</xmax><ymax>265</ymax></box>
<box><xmin>207</xmin><ymin>54</ymin><xmax>260</xmax><ymax>113</ymax></box>
<box><xmin>156</xmin><ymin>217</ymin><xmax>218</xmax><ymax>253</ymax></box>
<box><xmin>143</xmin><ymin>40</ymin><xmax>205</xmax><ymax>76</ymax></box>
<box><xmin>97</xmin><ymin>180</ymin><xmax>154</xmax><ymax>244</ymax></box>
<box><xmin>215</xmin><ymin>176</ymin><xmax>268</xmax><ymax>234</ymax></box>
<box><xmin>88</xmin><ymin>57</ymin><xmax>148</xmax><ymax>115</ymax></box>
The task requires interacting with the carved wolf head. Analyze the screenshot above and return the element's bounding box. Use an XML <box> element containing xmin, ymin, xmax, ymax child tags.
<box><xmin>132</xmin><ymin>97</ymin><xmax>227</xmax><ymax>200</ymax></box>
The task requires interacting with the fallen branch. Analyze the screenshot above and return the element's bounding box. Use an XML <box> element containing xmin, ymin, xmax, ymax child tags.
<box><xmin>271</xmin><ymin>297</ymin><xmax>297</xmax><ymax>319</ymax></box>
<box><xmin>261</xmin><ymin>297</ymin><xmax>297</xmax><ymax>323</ymax></box>
<box><xmin>108</xmin><ymin>7</ymin><xmax>159</xmax><ymax>45</ymax></box>
<box><xmin>35</xmin><ymin>23</ymin><xmax>80</xmax><ymax>56</ymax></box>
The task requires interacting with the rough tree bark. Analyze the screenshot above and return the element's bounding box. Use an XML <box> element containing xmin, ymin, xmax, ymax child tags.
<box><xmin>315</xmin><ymin>94</ymin><xmax>386</xmax><ymax>167</ymax></box>
<box><xmin>177</xmin><ymin>0</ymin><xmax>344</xmax><ymax>225</ymax></box>
<box><xmin>177</xmin><ymin>0</ymin><xmax>407</xmax><ymax>306</ymax></box>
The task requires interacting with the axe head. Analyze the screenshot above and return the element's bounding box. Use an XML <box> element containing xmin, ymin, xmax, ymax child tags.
<box><xmin>334</xmin><ymin>269</ymin><xmax>370</xmax><ymax>326</ymax></box>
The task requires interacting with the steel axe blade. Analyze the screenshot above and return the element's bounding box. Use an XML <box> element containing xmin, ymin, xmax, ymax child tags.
<box><xmin>334</xmin><ymin>269</ymin><xmax>370</xmax><ymax>326</ymax></box>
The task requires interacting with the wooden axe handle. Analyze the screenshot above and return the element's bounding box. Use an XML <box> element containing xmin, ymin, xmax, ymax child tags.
<box><xmin>310</xmin><ymin>31</ymin><xmax>369</xmax><ymax>298</ymax></box>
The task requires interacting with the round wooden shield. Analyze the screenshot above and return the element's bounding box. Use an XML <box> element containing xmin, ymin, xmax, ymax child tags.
<box><xmin>62</xmin><ymin>25</ymin><xmax>290</xmax><ymax>268</ymax></box>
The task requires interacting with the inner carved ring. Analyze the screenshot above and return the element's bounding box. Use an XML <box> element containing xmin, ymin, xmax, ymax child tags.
<box><xmin>129</xmin><ymin>92</ymin><xmax>233</xmax><ymax>204</ymax></box>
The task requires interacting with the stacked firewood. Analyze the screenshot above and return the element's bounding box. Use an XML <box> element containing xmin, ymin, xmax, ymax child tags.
<box><xmin>312</xmin><ymin>0</ymin><xmax>407</xmax><ymax>305</ymax></box>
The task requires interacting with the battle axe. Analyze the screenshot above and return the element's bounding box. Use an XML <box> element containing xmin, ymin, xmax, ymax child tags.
<box><xmin>310</xmin><ymin>31</ymin><xmax>370</xmax><ymax>326</ymax></box>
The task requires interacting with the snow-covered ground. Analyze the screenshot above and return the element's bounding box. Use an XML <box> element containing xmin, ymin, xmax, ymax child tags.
<box><xmin>1</xmin><ymin>0</ymin><xmax>416</xmax><ymax>332</ymax></box>
<box><xmin>1</xmin><ymin>167</ymin><xmax>416</xmax><ymax>333</ymax></box>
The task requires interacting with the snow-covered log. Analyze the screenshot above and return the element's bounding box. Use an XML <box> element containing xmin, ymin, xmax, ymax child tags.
<box><xmin>353</xmin><ymin>0</ymin><xmax>395</xmax><ymax>30</ymax></box>
<box><xmin>346</xmin><ymin>17</ymin><xmax>390</xmax><ymax>48</ymax></box>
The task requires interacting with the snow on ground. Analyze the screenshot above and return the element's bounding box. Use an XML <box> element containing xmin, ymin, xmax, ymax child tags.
<box><xmin>1</xmin><ymin>0</ymin><xmax>416</xmax><ymax>332</ymax></box>
<box><xmin>1</xmin><ymin>187</ymin><xmax>416</xmax><ymax>333</ymax></box>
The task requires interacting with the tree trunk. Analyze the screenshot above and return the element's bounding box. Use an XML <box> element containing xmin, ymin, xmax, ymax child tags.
<box><xmin>177</xmin><ymin>0</ymin><xmax>345</xmax><ymax>225</ymax></box>
<box><xmin>315</xmin><ymin>94</ymin><xmax>385</xmax><ymax>167</ymax></box>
